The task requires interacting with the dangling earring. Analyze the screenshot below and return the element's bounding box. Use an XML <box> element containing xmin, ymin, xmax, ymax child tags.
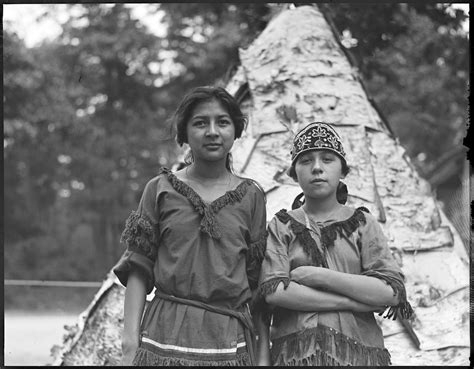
<box><xmin>226</xmin><ymin>153</ymin><xmax>234</xmax><ymax>172</ymax></box>
<box><xmin>291</xmin><ymin>192</ymin><xmax>305</xmax><ymax>210</ymax></box>
<box><xmin>184</xmin><ymin>149</ymin><xmax>194</xmax><ymax>166</ymax></box>
<box><xmin>336</xmin><ymin>181</ymin><xmax>348</xmax><ymax>204</ymax></box>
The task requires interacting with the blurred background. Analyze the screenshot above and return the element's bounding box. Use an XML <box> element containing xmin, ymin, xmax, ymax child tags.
<box><xmin>3</xmin><ymin>3</ymin><xmax>470</xmax><ymax>365</ymax></box>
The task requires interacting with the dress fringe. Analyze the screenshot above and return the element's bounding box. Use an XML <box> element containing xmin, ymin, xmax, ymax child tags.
<box><xmin>160</xmin><ymin>167</ymin><xmax>252</xmax><ymax>239</ymax></box>
<box><xmin>271</xmin><ymin>325</ymin><xmax>391</xmax><ymax>366</ymax></box>
<box><xmin>275</xmin><ymin>207</ymin><xmax>370</xmax><ymax>268</ymax></box>
<box><xmin>275</xmin><ymin>209</ymin><xmax>328</xmax><ymax>268</ymax></box>
<box><xmin>363</xmin><ymin>270</ymin><xmax>414</xmax><ymax>320</ymax></box>
<box><xmin>257</xmin><ymin>277</ymin><xmax>290</xmax><ymax>299</ymax></box>
<box><xmin>248</xmin><ymin>234</ymin><xmax>267</xmax><ymax>261</ymax></box>
<box><xmin>321</xmin><ymin>207</ymin><xmax>368</xmax><ymax>249</ymax></box>
<box><xmin>132</xmin><ymin>347</ymin><xmax>252</xmax><ymax>366</ymax></box>
<box><xmin>120</xmin><ymin>210</ymin><xmax>158</xmax><ymax>260</ymax></box>
<box><xmin>277</xmin><ymin>351</ymin><xmax>342</xmax><ymax>366</ymax></box>
<box><xmin>246</xmin><ymin>234</ymin><xmax>268</xmax><ymax>292</ymax></box>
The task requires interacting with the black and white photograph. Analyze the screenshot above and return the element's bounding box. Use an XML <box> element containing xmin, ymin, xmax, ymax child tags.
<box><xmin>3</xmin><ymin>2</ymin><xmax>470</xmax><ymax>366</ymax></box>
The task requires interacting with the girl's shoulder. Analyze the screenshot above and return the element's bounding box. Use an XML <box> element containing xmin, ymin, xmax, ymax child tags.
<box><xmin>145</xmin><ymin>167</ymin><xmax>173</xmax><ymax>187</ymax></box>
<box><xmin>271</xmin><ymin>208</ymin><xmax>298</xmax><ymax>228</ymax></box>
<box><xmin>140</xmin><ymin>167</ymin><xmax>177</xmax><ymax>197</ymax></box>
<box><xmin>327</xmin><ymin>206</ymin><xmax>381</xmax><ymax>242</ymax></box>
<box><xmin>142</xmin><ymin>170</ymin><xmax>166</xmax><ymax>188</ymax></box>
<box><xmin>234</xmin><ymin>175</ymin><xmax>266</xmax><ymax>201</ymax></box>
<box><xmin>336</xmin><ymin>205</ymin><xmax>370</xmax><ymax>221</ymax></box>
<box><xmin>328</xmin><ymin>205</ymin><xmax>372</xmax><ymax>228</ymax></box>
<box><xmin>234</xmin><ymin>175</ymin><xmax>263</xmax><ymax>189</ymax></box>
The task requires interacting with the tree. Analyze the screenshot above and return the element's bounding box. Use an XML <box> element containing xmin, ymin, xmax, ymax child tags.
<box><xmin>3</xmin><ymin>3</ymin><xmax>468</xmax><ymax>282</ymax></box>
<box><xmin>320</xmin><ymin>3</ymin><xmax>468</xmax><ymax>168</ymax></box>
<box><xmin>4</xmin><ymin>29</ymin><xmax>76</xmax><ymax>243</ymax></box>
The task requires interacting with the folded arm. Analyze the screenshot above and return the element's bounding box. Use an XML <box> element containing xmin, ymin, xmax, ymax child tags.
<box><xmin>290</xmin><ymin>266</ymin><xmax>399</xmax><ymax>306</ymax></box>
<box><xmin>264</xmin><ymin>280</ymin><xmax>384</xmax><ymax>312</ymax></box>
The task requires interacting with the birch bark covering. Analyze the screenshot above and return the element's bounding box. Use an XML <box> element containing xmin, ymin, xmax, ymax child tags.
<box><xmin>50</xmin><ymin>272</ymin><xmax>125</xmax><ymax>365</ymax></box>
<box><xmin>231</xmin><ymin>4</ymin><xmax>469</xmax><ymax>366</ymax></box>
<box><xmin>51</xmin><ymin>5</ymin><xmax>469</xmax><ymax>366</ymax></box>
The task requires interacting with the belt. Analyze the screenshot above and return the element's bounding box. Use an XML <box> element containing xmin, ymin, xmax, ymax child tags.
<box><xmin>154</xmin><ymin>290</ymin><xmax>256</xmax><ymax>365</ymax></box>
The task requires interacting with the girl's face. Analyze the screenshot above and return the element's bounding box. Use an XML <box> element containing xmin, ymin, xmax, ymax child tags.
<box><xmin>186</xmin><ymin>98</ymin><xmax>236</xmax><ymax>163</ymax></box>
<box><xmin>294</xmin><ymin>149</ymin><xmax>345</xmax><ymax>201</ymax></box>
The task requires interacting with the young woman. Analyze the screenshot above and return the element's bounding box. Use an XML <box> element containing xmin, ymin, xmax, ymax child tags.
<box><xmin>113</xmin><ymin>86</ymin><xmax>268</xmax><ymax>366</ymax></box>
<box><xmin>257</xmin><ymin>122</ymin><xmax>413</xmax><ymax>366</ymax></box>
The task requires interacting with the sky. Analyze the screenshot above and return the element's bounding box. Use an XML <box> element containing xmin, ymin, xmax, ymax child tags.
<box><xmin>3</xmin><ymin>3</ymin><xmax>470</xmax><ymax>48</ymax></box>
<box><xmin>3</xmin><ymin>3</ymin><xmax>167</xmax><ymax>47</ymax></box>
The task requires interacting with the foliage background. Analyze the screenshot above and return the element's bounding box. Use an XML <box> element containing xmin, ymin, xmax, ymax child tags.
<box><xmin>3</xmin><ymin>4</ymin><xmax>469</xmax><ymax>297</ymax></box>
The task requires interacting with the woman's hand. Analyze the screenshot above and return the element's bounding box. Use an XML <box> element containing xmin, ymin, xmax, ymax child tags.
<box><xmin>121</xmin><ymin>334</ymin><xmax>139</xmax><ymax>366</ymax></box>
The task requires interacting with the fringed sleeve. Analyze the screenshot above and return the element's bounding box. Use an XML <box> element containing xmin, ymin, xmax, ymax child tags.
<box><xmin>246</xmin><ymin>184</ymin><xmax>268</xmax><ymax>292</ymax></box>
<box><xmin>257</xmin><ymin>215</ymin><xmax>291</xmax><ymax>300</ymax></box>
<box><xmin>358</xmin><ymin>212</ymin><xmax>413</xmax><ymax>320</ymax></box>
<box><xmin>113</xmin><ymin>177</ymin><xmax>160</xmax><ymax>294</ymax></box>
<box><xmin>247</xmin><ymin>234</ymin><xmax>267</xmax><ymax>291</ymax></box>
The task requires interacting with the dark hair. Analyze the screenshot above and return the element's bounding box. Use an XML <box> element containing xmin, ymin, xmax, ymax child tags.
<box><xmin>174</xmin><ymin>86</ymin><xmax>247</xmax><ymax>146</ymax></box>
<box><xmin>287</xmin><ymin>155</ymin><xmax>350</xmax><ymax>181</ymax></box>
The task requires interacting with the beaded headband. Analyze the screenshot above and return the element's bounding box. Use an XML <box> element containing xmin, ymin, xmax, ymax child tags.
<box><xmin>290</xmin><ymin>122</ymin><xmax>346</xmax><ymax>165</ymax></box>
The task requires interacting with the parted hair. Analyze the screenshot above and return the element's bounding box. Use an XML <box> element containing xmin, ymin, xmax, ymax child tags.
<box><xmin>174</xmin><ymin>86</ymin><xmax>247</xmax><ymax>146</ymax></box>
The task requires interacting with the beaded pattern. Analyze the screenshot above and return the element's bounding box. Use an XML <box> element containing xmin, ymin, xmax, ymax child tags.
<box><xmin>291</xmin><ymin>122</ymin><xmax>346</xmax><ymax>164</ymax></box>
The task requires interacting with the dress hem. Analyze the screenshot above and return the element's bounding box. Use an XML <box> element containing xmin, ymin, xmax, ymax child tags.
<box><xmin>271</xmin><ymin>324</ymin><xmax>391</xmax><ymax>366</ymax></box>
<box><xmin>133</xmin><ymin>346</ymin><xmax>252</xmax><ymax>366</ymax></box>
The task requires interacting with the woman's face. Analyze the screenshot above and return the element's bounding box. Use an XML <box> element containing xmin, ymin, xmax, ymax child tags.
<box><xmin>186</xmin><ymin>98</ymin><xmax>236</xmax><ymax>164</ymax></box>
<box><xmin>294</xmin><ymin>149</ymin><xmax>344</xmax><ymax>201</ymax></box>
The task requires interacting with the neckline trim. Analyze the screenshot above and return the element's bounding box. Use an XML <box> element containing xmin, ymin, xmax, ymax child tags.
<box><xmin>295</xmin><ymin>206</ymin><xmax>361</xmax><ymax>230</ymax></box>
<box><xmin>159</xmin><ymin>167</ymin><xmax>253</xmax><ymax>239</ymax></box>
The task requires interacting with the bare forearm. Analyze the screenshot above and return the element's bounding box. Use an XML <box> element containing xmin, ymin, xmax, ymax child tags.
<box><xmin>327</xmin><ymin>272</ymin><xmax>398</xmax><ymax>306</ymax></box>
<box><xmin>254</xmin><ymin>312</ymin><xmax>271</xmax><ymax>365</ymax></box>
<box><xmin>265</xmin><ymin>281</ymin><xmax>380</xmax><ymax>312</ymax></box>
<box><xmin>123</xmin><ymin>270</ymin><xmax>147</xmax><ymax>343</ymax></box>
<box><xmin>121</xmin><ymin>270</ymin><xmax>147</xmax><ymax>365</ymax></box>
<box><xmin>293</xmin><ymin>267</ymin><xmax>398</xmax><ymax>306</ymax></box>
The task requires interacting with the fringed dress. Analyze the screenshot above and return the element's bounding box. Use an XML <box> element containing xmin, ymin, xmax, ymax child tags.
<box><xmin>258</xmin><ymin>206</ymin><xmax>413</xmax><ymax>366</ymax></box>
<box><xmin>113</xmin><ymin>167</ymin><xmax>267</xmax><ymax>366</ymax></box>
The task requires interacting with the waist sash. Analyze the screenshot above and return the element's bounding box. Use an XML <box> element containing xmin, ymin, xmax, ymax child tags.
<box><xmin>153</xmin><ymin>290</ymin><xmax>256</xmax><ymax>365</ymax></box>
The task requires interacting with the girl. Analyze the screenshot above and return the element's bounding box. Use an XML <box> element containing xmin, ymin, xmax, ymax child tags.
<box><xmin>113</xmin><ymin>86</ymin><xmax>268</xmax><ymax>366</ymax></box>
<box><xmin>258</xmin><ymin>122</ymin><xmax>413</xmax><ymax>366</ymax></box>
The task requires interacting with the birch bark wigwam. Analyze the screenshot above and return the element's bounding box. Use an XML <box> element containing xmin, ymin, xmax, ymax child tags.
<box><xmin>51</xmin><ymin>5</ymin><xmax>469</xmax><ymax>366</ymax></box>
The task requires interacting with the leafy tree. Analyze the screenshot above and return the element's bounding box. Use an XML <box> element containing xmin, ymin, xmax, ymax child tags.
<box><xmin>158</xmin><ymin>3</ymin><xmax>272</xmax><ymax>86</ymax></box>
<box><xmin>320</xmin><ymin>3</ymin><xmax>469</xmax><ymax>168</ymax></box>
<box><xmin>4</xmin><ymin>30</ymin><xmax>76</xmax><ymax>243</ymax></box>
<box><xmin>3</xmin><ymin>3</ymin><xmax>468</xmax><ymax>284</ymax></box>
<box><xmin>49</xmin><ymin>4</ymin><xmax>173</xmax><ymax>267</ymax></box>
